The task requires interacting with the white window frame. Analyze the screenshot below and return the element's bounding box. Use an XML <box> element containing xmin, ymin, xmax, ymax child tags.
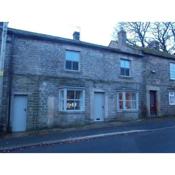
<box><xmin>59</xmin><ymin>88</ymin><xmax>85</xmax><ymax>112</ymax></box>
<box><xmin>170</xmin><ymin>63</ymin><xmax>175</xmax><ymax>80</ymax></box>
<box><xmin>169</xmin><ymin>92</ymin><xmax>175</xmax><ymax>105</ymax></box>
<box><xmin>117</xmin><ymin>92</ymin><xmax>139</xmax><ymax>112</ymax></box>
<box><xmin>65</xmin><ymin>50</ymin><xmax>80</xmax><ymax>72</ymax></box>
<box><xmin>120</xmin><ymin>59</ymin><xmax>131</xmax><ymax>77</ymax></box>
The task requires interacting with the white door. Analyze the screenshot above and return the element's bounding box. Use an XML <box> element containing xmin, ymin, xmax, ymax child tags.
<box><xmin>11</xmin><ymin>95</ymin><xmax>27</xmax><ymax>132</ymax></box>
<box><xmin>94</xmin><ymin>92</ymin><xmax>105</xmax><ymax>121</ymax></box>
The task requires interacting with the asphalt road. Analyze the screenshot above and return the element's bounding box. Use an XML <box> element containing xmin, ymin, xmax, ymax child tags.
<box><xmin>12</xmin><ymin>125</ymin><xmax>175</xmax><ymax>153</ymax></box>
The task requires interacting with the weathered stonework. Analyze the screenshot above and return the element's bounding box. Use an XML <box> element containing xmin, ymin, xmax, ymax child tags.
<box><xmin>0</xmin><ymin>27</ymin><xmax>175</xmax><ymax>133</ymax></box>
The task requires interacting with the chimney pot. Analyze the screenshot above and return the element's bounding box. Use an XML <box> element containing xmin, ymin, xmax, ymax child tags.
<box><xmin>73</xmin><ymin>31</ymin><xmax>80</xmax><ymax>40</ymax></box>
<box><xmin>148</xmin><ymin>40</ymin><xmax>160</xmax><ymax>50</ymax></box>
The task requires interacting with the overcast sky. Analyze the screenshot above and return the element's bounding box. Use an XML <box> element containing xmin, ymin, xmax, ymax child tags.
<box><xmin>1</xmin><ymin>0</ymin><xmax>175</xmax><ymax>46</ymax></box>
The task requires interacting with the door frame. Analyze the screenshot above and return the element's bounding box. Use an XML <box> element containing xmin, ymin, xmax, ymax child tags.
<box><xmin>146</xmin><ymin>86</ymin><xmax>160</xmax><ymax>117</ymax></box>
<box><xmin>90</xmin><ymin>88</ymin><xmax>108</xmax><ymax>121</ymax></box>
<box><xmin>10</xmin><ymin>93</ymin><xmax>28</xmax><ymax>132</ymax></box>
<box><xmin>149</xmin><ymin>90</ymin><xmax>157</xmax><ymax>116</ymax></box>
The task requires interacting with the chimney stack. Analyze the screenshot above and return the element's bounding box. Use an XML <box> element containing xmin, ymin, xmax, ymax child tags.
<box><xmin>118</xmin><ymin>29</ymin><xmax>126</xmax><ymax>47</ymax></box>
<box><xmin>73</xmin><ymin>31</ymin><xmax>80</xmax><ymax>40</ymax></box>
<box><xmin>148</xmin><ymin>40</ymin><xmax>160</xmax><ymax>50</ymax></box>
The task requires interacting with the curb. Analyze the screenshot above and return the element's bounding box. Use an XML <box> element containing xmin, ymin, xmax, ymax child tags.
<box><xmin>1</xmin><ymin>125</ymin><xmax>175</xmax><ymax>152</ymax></box>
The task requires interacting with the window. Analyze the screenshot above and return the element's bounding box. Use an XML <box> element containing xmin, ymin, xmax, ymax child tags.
<box><xmin>170</xmin><ymin>63</ymin><xmax>175</xmax><ymax>80</ymax></box>
<box><xmin>59</xmin><ymin>89</ymin><xmax>85</xmax><ymax>111</ymax></box>
<box><xmin>117</xmin><ymin>92</ymin><xmax>138</xmax><ymax>111</ymax></box>
<box><xmin>169</xmin><ymin>92</ymin><xmax>175</xmax><ymax>105</ymax></box>
<box><xmin>65</xmin><ymin>50</ymin><xmax>80</xmax><ymax>71</ymax></box>
<box><xmin>120</xmin><ymin>59</ymin><xmax>130</xmax><ymax>76</ymax></box>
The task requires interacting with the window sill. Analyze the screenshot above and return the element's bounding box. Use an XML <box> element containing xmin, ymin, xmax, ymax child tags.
<box><xmin>59</xmin><ymin>110</ymin><xmax>85</xmax><ymax>114</ymax></box>
<box><xmin>119</xmin><ymin>75</ymin><xmax>133</xmax><ymax>79</ymax></box>
<box><xmin>64</xmin><ymin>69</ymin><xmax>81</xmax><ymax>73</ymax></box>
<box><xmin>117</xmin><ymin>110</ymin><xmax>138</xmax><ymax>113</ymax></box>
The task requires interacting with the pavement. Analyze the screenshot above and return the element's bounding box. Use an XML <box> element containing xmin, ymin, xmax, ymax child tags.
<box><xmin>1</xmin><ymin>117</ymin><xmax>175</xmax><ymax>153</ymax></box>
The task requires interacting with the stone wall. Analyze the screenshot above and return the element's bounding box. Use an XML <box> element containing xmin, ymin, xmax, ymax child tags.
<box><xmin>144</xmin><ymin>55</ymin><xmax>175</xmax><ymax>116</ymax></box>
<box><xmin>7</xmin><ymin>35</ymin><xmax>144</xmax><ymax>130</ymax></box>
<box><xmin>2</xmin><ymin>32</ymin><xmax>175</xmax><ymax>132</ymax></box>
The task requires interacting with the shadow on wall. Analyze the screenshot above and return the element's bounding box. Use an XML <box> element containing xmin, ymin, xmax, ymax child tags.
<box><xmin>140</xmin><ymin>102</ymin><xmax>148</xmax><ymax>118</ymax></box>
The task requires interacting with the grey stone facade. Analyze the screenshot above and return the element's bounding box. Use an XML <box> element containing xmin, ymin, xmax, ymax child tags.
<box><xmin>1</xmin><ymin>26</ymin><xmax>175</xmax><ymax>132</ymax></box>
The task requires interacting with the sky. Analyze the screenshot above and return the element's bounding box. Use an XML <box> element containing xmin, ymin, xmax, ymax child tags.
<box><xmin>1</xmin><ymin>0</ymin><xmax>175</xmax><ymax>174</ymax></box>
<box><xmin>1</xmin><ymin>0</ymin><xmax>175</xmax><ymax>46</ymax></box>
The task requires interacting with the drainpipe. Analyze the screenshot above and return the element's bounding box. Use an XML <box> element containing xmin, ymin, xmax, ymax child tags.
<box><xmin>0</xmin><ymin>22</ymin><xmax>8</xmax><ymax>132</ymax></box>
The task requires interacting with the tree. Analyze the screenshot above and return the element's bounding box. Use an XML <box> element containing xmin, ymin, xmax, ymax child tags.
<box><xmin>170</xmin><ymin>22</ymin><xmax>175</xmax><ymax>52</ymax></box>
<box><xmin>151</xmin><ymin>22</ymin><xmax>171</xmax><ymax>52</ymax></box>
<box><xmin>113</xmin><ymin>22</ymin><xmax>175</xmax><ymax>54</ymax></box>
<box><xmin>113</xmin><ymin>22</ymin><xmax>151</xmax><ymax>47</ymax></box>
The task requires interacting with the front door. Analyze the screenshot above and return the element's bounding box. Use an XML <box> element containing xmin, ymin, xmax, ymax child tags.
<box><xmin>94</xmin><ymin>92</ymin><xmax>105</xmax><ymax>121</ymax></box>
<box><xmin>11</xmin><ymin>95</ymin><xmax>27</xmax><ymax>132</ymax></box>
<box><xmin>150</xmin><ymin>91</ymin><xmax>157</xmax><ymax>116</ymax></box>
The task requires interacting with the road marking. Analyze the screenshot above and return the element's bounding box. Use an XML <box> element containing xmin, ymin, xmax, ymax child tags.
<box><xmin>1</xmin><ymin>125</ymin><xmax>175</xmax><ymax>152</ymax></box>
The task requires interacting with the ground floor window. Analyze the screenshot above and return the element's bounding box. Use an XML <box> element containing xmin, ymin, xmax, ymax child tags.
<box><xmin>59</xmin><ymin>88</ymin><xmax>85</xmax><ymax>111</ymax></box>
<box><xmin>117</xmin><ymin>92</ymin><xmax>138</xmax><ymax>111</ymax></box>
<box><xmin>169</xmin><ymin>92</ymin><xmax>175</xmax><ymax>105</ymax></box>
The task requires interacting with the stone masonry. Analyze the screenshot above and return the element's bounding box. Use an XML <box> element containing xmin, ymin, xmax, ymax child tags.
<box><xmin>0</xmin><ymin>26</ymin><xmax>175</xmax><ymax>132</ymax></box>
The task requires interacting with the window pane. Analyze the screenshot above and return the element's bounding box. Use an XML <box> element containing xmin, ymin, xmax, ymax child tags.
<box><xmin>132</xmin><ymin>93</ymin><xmax>136</xmax><ymax>100</ymax></box>
<box><xmin>126</xmin><ymin>92</ymin><xmax>132</xmax><ymax>100</ymax></box>
<box><xmin>74</xmin><ymin>101</ymin><xmax>80</xmax><ymax>110</ymax></box>
<box><xmin>125</xmin><ymin>68</ymin><xmax>130</xmax><ymax>76</ymax></box>
<box><xmin>119</xmin><ymin>101</ymin><xmax>123</xmax><ymax>109</ymax></box>
<box><xmin>67</xmin><ymin>90</ymin><xmax>74</xmax><ymax>99</ymax></box>
<box><xmin>119</xmin><ymin>93</ymin><xmax>123</xmax><ymax>100</ymax></box>
<box><xmin>126</xmin><ymin>100</ymin><xmax>132</xmax><ymax>109</ymax></box>
<box><xmin>66</xmin><ymin>61</ymin><xmax>72</xmax><ymax>70</ymax></box>
<box><xmin>120</xmin><ymin>59</ymin><xmax>130</xmax><ymax>68</ymax></box>
<box><xmin>169</xmin><ymin>92</ymin><xmax>175</xmax><ymax>105</ymax></box>
<box><xmin>170</xmin><ymin>63</ymin><xmax>175</xmax><ymax>79</ymax></box>
<box><xmin>66</xmin><ymin>51</ymin><xmax>80</xmax><ymax>61</ymax></box>
<box><xmin>72</xmin><ymin>61</ymin><xmax>79</xmax><ymax>70</ymax></box>
<box><xmin>171</xmin><ymin>71</ymin><xmax>175</xmax><ymax>79</ymax></box>
<box><xmin>75</xmin><ymin>91</ymin><xmax>81</xmax><ymax>99</ymax></box>
<box><xmin>66</xmin><ymin>100</ymin><xmax>75</xmax><ymax>110</ymax></box>
<box><xmin>120</xmin><ymin>67</ymin><xmax>130</xmax><ymax>76</ymax></box>
<box><xmin>120</xmin><ymin>68</ymin><xmax>125</xmax><ymax>75</ymax></box>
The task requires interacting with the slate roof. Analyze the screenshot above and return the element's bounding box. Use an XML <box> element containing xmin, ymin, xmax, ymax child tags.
<box><xmin>109</xmin><ymin>40</ymin><xmax>175</xmax><ymax>60</ymax></box>
<box><xmin>0</xmin><ymin>27</ymin><xmax>143</xmax><ymax>57</ymax></box>
<box><xmin>1</xmin><ymin>25</ymin><xmax>175</xmax><ymax>59</ymax></box>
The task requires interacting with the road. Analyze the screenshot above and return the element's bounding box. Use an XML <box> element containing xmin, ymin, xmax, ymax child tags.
<box><xmin>12</xmin><ymin>125</ymin><xmax>175</xmax><ymax>153</ymax></box>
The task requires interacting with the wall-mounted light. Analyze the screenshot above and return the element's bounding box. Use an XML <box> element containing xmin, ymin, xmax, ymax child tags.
<box><xmin>151</xmin><ymin>70</ymin><xmax>156</xmax><ymax>73</ymax></box>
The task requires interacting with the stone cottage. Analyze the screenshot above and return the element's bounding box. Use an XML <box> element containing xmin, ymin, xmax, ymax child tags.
<box><xmin>0</xmin><ymin>23</ymin><xmax>175</xmax><ymax>133</ymax></box>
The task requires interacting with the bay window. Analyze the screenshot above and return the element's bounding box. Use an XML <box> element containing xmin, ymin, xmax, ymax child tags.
<box><xmin>59</xmin><ymin>89</ymin><xmax>85</xmax><ymax>111</ymax></box>
<box><xmin>117</xmin><ymin>92</ymin><xmax>138</xmax><ymax>111</ymax></box>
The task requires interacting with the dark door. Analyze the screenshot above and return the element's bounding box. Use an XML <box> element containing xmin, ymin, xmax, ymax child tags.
<box><xmin>150</xmin><ymin>91</ymin><xmax>157</xmax><ymax>115</ymax></box>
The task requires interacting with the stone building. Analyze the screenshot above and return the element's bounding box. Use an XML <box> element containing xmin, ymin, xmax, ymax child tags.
<box><xmin>0</xmin><ymin>24</ymin><xmax>175</xmax><ymax>133</ymax></box>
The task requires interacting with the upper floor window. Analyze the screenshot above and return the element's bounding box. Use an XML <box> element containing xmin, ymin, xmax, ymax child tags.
<box><xmin>65</xmin><ymin>50</ymin><xmax>80</xmax><ymax>71</ymax></box>
<box><xmin>59</xmin><ymin>88</ymin><xmax>85</xmax><ymax>111</ymax></box>
<box><xmin>170</xmin><ymin>63</ymin><xmax>175</xmax><ymax>80</ymax></box>
<box><xmin>169</xmin><ymin>92</ymin><xmax>175</xmax><ymax>105</ymax></box>
<box><xmin>120</xmin><ymin>59</ymin><xmax>130</xmax><ymax>76</ymax></box>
